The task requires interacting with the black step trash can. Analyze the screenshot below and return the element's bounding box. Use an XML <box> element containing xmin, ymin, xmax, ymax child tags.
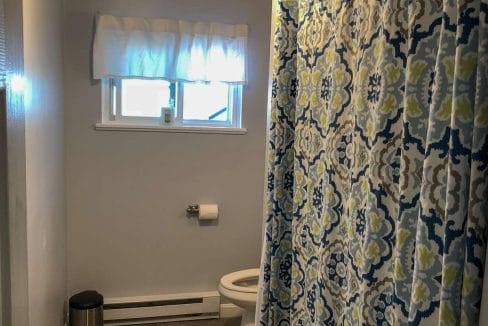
<box><xmin>69</xmin><ymin>290</ymin><xmax>103</xmax><ymax>326</ymax></box>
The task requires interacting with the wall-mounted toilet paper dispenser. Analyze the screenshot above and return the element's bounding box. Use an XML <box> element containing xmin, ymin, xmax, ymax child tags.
<box><xmin>186</xmin><ymin>204</ymin><xmax>219</xmax><ymax>220</ymax></box>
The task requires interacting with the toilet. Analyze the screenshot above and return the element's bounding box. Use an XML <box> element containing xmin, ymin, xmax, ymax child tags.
<box><xmin>218</xmin><ymin>268</ymin><xmax>260</xmax><ymax>326</ymax></box>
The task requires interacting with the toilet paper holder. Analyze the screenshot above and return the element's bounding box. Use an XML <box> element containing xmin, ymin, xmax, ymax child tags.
<box><xmin>186</xmin><ymin>204</ymin><xmax>200</xmax><ymax>216</ymax></box>
<box><xmin>186</xmin><ymin>204</ymin><xmax>219</xmax><ymax>220</ymax></box>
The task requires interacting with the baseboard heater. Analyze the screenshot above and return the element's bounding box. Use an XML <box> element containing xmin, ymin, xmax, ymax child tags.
<box><xmin>103</xmin><ymin>291</ymin><xmax>221</xmax><ymax>325</ymax></box>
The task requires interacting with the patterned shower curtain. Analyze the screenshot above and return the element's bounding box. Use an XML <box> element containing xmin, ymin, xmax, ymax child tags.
<box><xmin>258</xmin><ymin>0</ymin><xmax>488</xmax><ymax>325</ymax></box>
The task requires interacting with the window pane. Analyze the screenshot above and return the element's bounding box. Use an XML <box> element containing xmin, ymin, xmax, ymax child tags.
<box><xmin>121</xmin><ymin>79</ymin><xmax>172</xmax><ymax>117</ymax></box>
<box><xmin>183</xmin><ymin>83</ymin><xmax>229</xmax><ymax>122</ymax></box>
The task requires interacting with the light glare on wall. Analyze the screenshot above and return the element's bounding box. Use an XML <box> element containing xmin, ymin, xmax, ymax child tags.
<box><xmin>10</xmin><ymin>74</ymin><xmax>26</xmax><ymax>93</ymax></box>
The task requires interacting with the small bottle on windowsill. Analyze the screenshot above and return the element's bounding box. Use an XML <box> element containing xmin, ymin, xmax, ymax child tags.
<box><xmin>162</xmin><ymin>107</ymin><xmax>174</xmax><ymax>124</ymax></box>
<box><xmin>162</xmin><ymin>98</ymin><xmax>176</xmax><ymax>124</ymax></box>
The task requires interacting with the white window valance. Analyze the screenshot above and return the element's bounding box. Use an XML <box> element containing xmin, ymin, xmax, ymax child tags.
<box><xmin>93</xmin><ymin>14</ymin><xmax>248</xmax><ymax>84</ymax></box>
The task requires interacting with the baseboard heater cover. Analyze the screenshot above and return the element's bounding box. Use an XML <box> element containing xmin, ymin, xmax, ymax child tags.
<box><xmin>103</xmin><ymin>291</ymin><xmax>220</xmax><ymax>325</ymax></box>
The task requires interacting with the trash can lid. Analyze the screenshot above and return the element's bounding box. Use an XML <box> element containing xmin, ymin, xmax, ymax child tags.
<box><xmin>69</xmin><ymin>290</ymin><xmax>103</xmax><ymax>310</ymax></box>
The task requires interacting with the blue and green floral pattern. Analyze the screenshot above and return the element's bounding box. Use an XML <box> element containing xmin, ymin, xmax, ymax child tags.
<box><xmin>258</xmin><ymin>0</ymin><xmax>488</xmax><ymax>325</ymax></box>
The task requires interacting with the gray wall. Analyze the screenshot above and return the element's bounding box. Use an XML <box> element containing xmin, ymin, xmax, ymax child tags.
<box><xmin>64</xmin><ymin>0</ymin><xmax>271</xmax><ymax>297</ymax></box>
<box><xmin>23</xmin><ymin>0</ymin><xmax>66</xmax><ymax>324</ymax></box>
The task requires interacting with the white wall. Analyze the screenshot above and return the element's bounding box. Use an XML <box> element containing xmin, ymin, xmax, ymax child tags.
<box><xmin>64</xmin><ymin>0</ymin><xmax>271</xmax><ymax>297</ymax></box>
<box><xmin>23</xmin><ymin>0</ymin><xmax>66</xmax><ymax>324</ymax></box>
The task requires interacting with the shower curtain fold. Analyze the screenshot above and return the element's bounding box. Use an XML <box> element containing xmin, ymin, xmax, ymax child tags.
<box><xmin>258</xmin><ymin>0</ymin><xmax>488</xmax><ymax>325</ymax></box>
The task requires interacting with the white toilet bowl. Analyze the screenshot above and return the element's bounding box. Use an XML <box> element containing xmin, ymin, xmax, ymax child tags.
<box><xmin>218</xmin><ymin>268</ymin><xmax>259</xmax><ymax>326</ymax></box>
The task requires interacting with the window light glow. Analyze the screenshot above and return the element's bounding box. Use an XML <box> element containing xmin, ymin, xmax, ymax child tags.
<box><xmin>10</xmin><ymin>74</ymin><xmax>26</xmax><ymax>93</ymax></box>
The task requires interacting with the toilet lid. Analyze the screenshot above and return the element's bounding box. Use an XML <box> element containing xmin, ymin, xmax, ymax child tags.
<box><xmin>220</xmin><ymin>268</ymin><xmax>260</xmax><ymax>294</ymax></box>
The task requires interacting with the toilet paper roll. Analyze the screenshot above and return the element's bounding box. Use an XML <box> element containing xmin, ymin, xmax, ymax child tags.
<box><xmin>199</xmin><ymin>204</ymin><xmax>219</xmax><ymax>220</ymax></box>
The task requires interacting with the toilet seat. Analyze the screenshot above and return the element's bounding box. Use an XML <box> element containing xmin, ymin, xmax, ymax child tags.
<box><xmin>219</xmin><ymin>268</ymin><xmax>260</xmax><ymax>326</ymax></box>
<box><xmin>220</xmin><ymin>268</ymin><xmax>259</xmax><ymax>294</ymax></box>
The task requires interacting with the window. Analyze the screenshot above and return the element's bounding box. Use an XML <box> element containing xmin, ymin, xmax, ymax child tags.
<box><xmin>93</xmin><ymin>14</ymin><xmax>248</xmax><ymax>132</ymax></box>
<box><xmin>102</xmin><ymin>79</ymin><xmax>242</xmax><ymax>129</ymax></box>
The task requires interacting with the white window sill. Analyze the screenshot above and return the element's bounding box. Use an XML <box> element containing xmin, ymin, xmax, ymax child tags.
<box><xmin>94</xmin><ymin>123</ymin><xmax>247</xmax><ymax>135</ymax></box>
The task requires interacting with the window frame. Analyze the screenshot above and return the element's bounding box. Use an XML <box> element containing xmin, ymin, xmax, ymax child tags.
<box><xmin>100</xmin><ymin>78</ymin><xmax>243</xmax><ymax>130</ymax></box>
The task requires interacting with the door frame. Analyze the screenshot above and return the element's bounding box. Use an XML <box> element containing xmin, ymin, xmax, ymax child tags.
<box><xmin>2</xmin><ymin>0</ymin><xmax>28</xmax><ymax>324</ymax></box>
